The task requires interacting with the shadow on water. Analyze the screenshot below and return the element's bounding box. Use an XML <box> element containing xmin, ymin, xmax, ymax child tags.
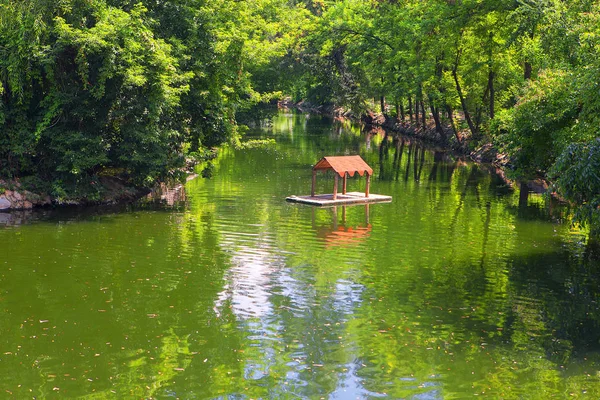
<box><xmin>0</xmin><ymin>183</ymin><xmax>190</xmax><ymax>227</ymax></box>
<box><xmin>376</xmin><ymin>133</ymin><xmax>462</xmax><ymax>186</ymax></box>
<box><xmin>374</xmin><ymin>127</ymin><xmax>562</xmax><ymax>227</ymax></box>
<box><xmin>506</xmin><ymin>247</ymin><xmax>600</xmax><ymax>357</ymax></box>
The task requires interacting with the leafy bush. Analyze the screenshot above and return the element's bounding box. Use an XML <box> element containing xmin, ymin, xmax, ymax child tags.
<box><xmin>0</xmin><ymin>2</ymin><xmax>189</xmax><ymax>189</ymax></box>
<box><xmin>494</xmin><ymin>69</ymin><xmax>581</xmax><ymax>179</ymax></box>
<box><xmin>550</xmin><ymin>139</ymin><xmax>600</xmax><ymax>236</ymax></box>
<box><xmin>0</xmin><ymin>0</ymin><xmax>303</xmax><ymax>195</ymax></box>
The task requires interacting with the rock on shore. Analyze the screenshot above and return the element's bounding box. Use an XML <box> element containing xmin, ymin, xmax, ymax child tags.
<box><xmin>0</xmin><ymin>176</ymin><xmax>149</xmax><ymax>211</ymax></box>
<box><xmin>0</xmin><ymin>185</ymin><xmax>51</xmax><ymax>210</ymax></box>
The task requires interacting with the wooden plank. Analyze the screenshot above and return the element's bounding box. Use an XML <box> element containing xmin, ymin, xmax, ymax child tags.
<box><xmin>286</xmin><ymin>192</ymin><xmax>392</xmax><ymax>207</ymax></box>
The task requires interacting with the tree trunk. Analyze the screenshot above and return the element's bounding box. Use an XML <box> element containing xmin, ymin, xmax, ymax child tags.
<box><xmin>446</xmin><ymin>105</ymin><xmax>460</xmax><ymax>143</ymax></box>
<box><xmin>476</xmin><ymin>80</ymin><xmax>489</xmax><ymax>133</ymax></box>
<box><xmin>428</xmin><ymin>96</ymin><xmax>445</xmax><ymax>140</ymax></box>
<box><xmin>524</xmin><ymin>62</ymin><xmax>532</xmax><ymax>80</ymax></box>
<box><xmin>408</xmin><ymin>96</ymin><xmax>414</xmax><ymax>123</ymax></box>
<box><xmin>380</xmin><ymin>95</ymin><xmax>385</xmax><ymax>115</ymax></box>
<box><xmin>416</xmin><ymin>83</ymin><xmax>425</xmax><ymax>128</ymax></box>
<box><xmin>452</xmin><ymin>67</ymin><xmax>477</xmax><ymax>137</ymax></box>
<box><xmin>453</xmin><ymin>45</ymin><xmax>478</xmax><ymax>137</ymax></box>
<box><xmin>487</xmin><ymin>32</ymin><xmax>495</xmax><ymax>120</ymax></box>
<box><xmin>489</xmin><ymin>70</ymin><xmax>495</xmax><ymax>119</ymax></box>
<box><xmin>395</xmin><ymin>100</ymin><xmax>406</xmax><ymax>121</ymax></box>
<box><xmin>524</xmin><ymin>29</ymin><xmax>535</xmax><ymax>80</ymax></box>
<box><xmin>414</xmin><ymin>96</ymin><xmax>420</xmax><ymax>128</ymax></box>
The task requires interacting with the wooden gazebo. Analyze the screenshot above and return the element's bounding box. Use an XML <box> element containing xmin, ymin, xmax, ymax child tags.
<box><xmin>286</xmin><ymin>155</ymin><xmax>392</xmax><ymax>206</ymax></box>
<box><xmin>312</xmin><ymin>155</ymin><xmax>373</xmax><ymax>199</ymax></box>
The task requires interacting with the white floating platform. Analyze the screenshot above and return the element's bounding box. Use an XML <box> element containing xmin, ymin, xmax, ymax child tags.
<box><xmin>286</xmin><ymin>192</ymin><xmax>392</xmax><ymax>207</ymax></box>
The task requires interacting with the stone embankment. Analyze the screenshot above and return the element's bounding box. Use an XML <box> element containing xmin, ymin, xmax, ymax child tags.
<box><xmin>0</xmin><ymin>176</ymin><xmax>150</xmax><ymax>211</ymax></box>
<box><xmin>0</xmin><ymin>172</ymin><xmax>196</xmax><ymax>211</ymax></box>
<box><xmin>0</xmin><ymin>182</ymin><xmax>51</xmax><ymax>211</ymax></box>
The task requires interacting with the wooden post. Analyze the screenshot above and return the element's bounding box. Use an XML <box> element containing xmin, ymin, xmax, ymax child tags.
<box><xmin>365</xmin><ymin>174</ymin><xmax>370</xmax><ymax>198</ymax></box>
<box><xmin>342</xmin><ymin>173</ymin><xmax>347</xmax><ymax>195</ymax></box>
<box><xmin>342</xmin><ymin>206</ymin><xmax>347</xmax><ymax>224</ymax></box>
<box><xmin>311</xmin><ymin>170</ymin><xmax>317</xmax><ymax>197</ymax></box>
<box><xmin>333</xmin><ymin>173</ymin><xmax>339</xmax><ymax>200</ymax></box>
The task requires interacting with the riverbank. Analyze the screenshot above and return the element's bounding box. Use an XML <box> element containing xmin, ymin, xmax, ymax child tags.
<box><xmin>0</xmin><ymin>176</ymin><xmax>152</xmax><ymax>211</ymax></box>
<box><xmin>283</xmin><ymin>100</ymin><xmax>549</xmax><ymax>195</ymax></box>
<box><xmin>371</xmin><ymin>114</ymin><xmax>551</xmax><ymax>195</ymax></box>
<box><xmin>287</xmin><ymin>100</ymin><xmax>498</xmax><ymax>160</ymax></box>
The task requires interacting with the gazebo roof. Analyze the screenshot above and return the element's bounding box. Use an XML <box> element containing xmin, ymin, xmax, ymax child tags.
<box><xmin>313</xmin><ymin>155</ymin><xmax>373</xmax><ymax>178</ymax></box>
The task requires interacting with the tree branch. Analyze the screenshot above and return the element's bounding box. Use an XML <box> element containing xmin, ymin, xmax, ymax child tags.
<box><xmin>332</xmin><ymin>27</ymin><xmax>396</xmax><ymax>51</ymax></box>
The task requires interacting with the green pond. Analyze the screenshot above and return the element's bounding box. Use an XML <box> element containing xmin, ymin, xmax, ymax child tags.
<box><xmin>2</xmin><ymin>111</ymin><xmax>600</xmax><ymax>399</ymax></box>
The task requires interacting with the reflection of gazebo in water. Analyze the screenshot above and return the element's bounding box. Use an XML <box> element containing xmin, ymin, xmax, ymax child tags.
<box><xmin>313</xmin><ymin>204</ymin><xmax>372</xmax><ymax>248</ymax></box>
<box><xmin>286</xmin><ymin>155</ymin><xmax>392</xmax><ymax>206</ymax></box>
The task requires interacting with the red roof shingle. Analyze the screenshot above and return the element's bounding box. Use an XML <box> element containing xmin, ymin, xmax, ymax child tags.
<box><xmin>313</xmin><ymin>155</ymin><xmax>373</xmax><ymax>177</ymax></box>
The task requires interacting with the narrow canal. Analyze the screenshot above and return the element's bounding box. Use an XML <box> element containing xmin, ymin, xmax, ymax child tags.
<box><xmin>2</xmin><ymin>111</ymin><xmax>600</xmax><ymax>398</ymax></box>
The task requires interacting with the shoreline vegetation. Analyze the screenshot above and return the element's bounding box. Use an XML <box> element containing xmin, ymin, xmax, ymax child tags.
<box><xmin>287</xmin><ymin>99</ymin><xmax>545</xmax><ymax>193</ymax></box>
<box><xmin>1</xmin><ymin>1</ymin><xmax>599</xmax><ymax>236</ymax></box>
<box><xmin>0</xmin><ymin>103</ymin><xmax>543</xmax><ymax>212</ymax></box>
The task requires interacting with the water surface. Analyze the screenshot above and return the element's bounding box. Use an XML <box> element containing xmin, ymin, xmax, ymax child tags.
<box><xmin>2</xmin><ymin>112</ymin><xmax>600</xmax><ymax>399</ymax></box>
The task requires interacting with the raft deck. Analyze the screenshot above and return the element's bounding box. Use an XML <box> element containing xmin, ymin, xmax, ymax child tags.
<box><xmin>286</xmin><ymin>191</ymin><xmax>392</xmax><ymax>207</ymax></box>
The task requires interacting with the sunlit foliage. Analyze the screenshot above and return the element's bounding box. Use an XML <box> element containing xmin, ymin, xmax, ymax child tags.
<box><xmin>0</xmin><ymin>0</ymin><xmax>310</xmax><ymax>196</ymax></box>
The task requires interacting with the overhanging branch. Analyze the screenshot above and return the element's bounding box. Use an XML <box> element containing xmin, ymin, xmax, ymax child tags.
<box><xmin>332</xmin><ymin>27</ymin><xmax>396</xmax><ymax>51</ymax></box>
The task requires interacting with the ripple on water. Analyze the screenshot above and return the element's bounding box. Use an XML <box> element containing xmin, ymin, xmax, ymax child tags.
<box><xmin>3</xmin><ymin>113</ymin><xmax>599</xmax><ymax>399</ymax></box>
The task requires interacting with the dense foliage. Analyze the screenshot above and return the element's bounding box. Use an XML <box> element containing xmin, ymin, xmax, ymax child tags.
<box><xmin>1</xmin><ymin>0</ymin><xmax>599</xmax><ymax>234</ymax></box>
<box><xmin>0</xmin><ymin>0</ymin><xmax>308</xmax><ymax>196</ymax></box>
<box><xmin>272</xmin><ymin>0</ymin><xmax>600</xmax><ymax>235</ymax></box>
